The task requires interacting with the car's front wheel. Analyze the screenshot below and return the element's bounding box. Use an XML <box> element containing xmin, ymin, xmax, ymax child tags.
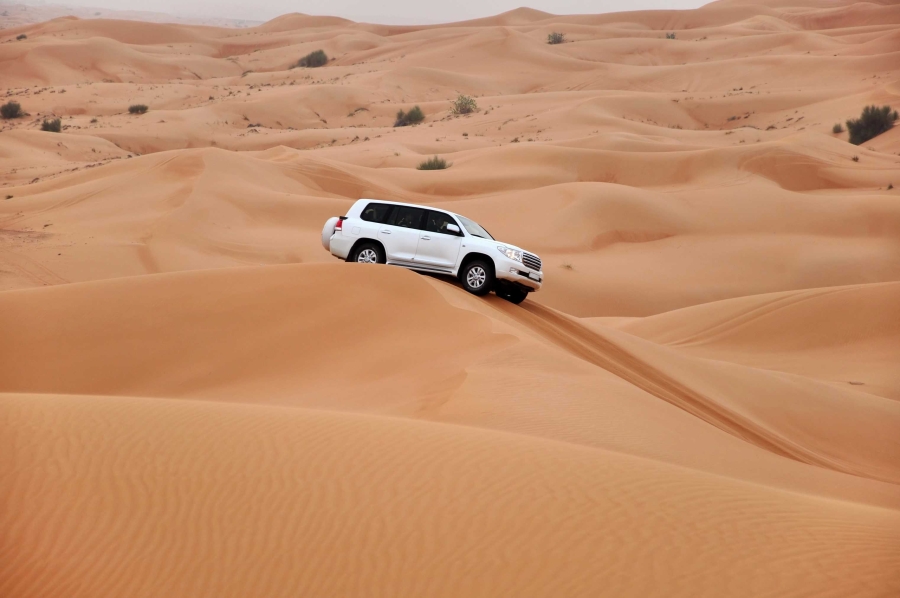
<box><xmin>351</xmin><ymin>242</ymin><xmax>385</xmax><ymax>264</ymax></box>
<box><xmin>460</xmin><ymin>260</ymin><xmax>493</xmax><ymax>296</ymax></box>
<box><xmin>497</xmin><ymin>286</ymin><xmax>528</xmax><ymax>304</ymax></box>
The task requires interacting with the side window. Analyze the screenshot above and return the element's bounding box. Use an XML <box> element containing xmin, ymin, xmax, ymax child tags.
<box><xmin>426</xmin><ymin>211</ymin><xmax>462</xmax><ymax>236</ymax></box>
<box><xmin>360</xmin><ymin>202</ymin><xmax>394</xmax><ymax>224</ymax></box>
<box><xmin>388</xmin><ymin>206</ymin><xmax>426</xmax><ymax>230</ymax></box>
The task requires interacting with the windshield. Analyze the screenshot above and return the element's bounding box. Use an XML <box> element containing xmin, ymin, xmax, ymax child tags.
<box><xmin>456</xmin><ymin>215</ymin><xmax>494</xmax><ymax>240</ymax></box>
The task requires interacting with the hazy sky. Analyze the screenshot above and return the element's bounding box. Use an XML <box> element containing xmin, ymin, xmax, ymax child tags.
<box><xmin>39</xmin><ymin>0</ymin><xmax>709</xmax><ymax>24</ymax></box>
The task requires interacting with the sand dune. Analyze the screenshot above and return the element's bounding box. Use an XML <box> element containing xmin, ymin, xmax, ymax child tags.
<box><xmin>2</xmin><ymin>143</ymin><xmax>898</xmax><ymax>313</ymax></box>
<box><xmin>1</xmin><ymin>0</ymin><xmax>899</xmax><ymax>595</ymax></box>
<box><xmin>0</xmin><ymin>265</ymin><xmax>509</xmax><ymax>408</ymax></box>
<box><xmin>4</xmin><ymin>392</ymin><xmax>898</xmax><ymax>598</ymax></box>
<box><xmin>2</xmin><ymin>263</ymin><xmax>898</xmax><ymax>500</ymax></box>
<box><xmin>0</xmin><ymin>3</ymin><xmax>260</xmax><ymax>29</ymax></box>
<box><xmin>611</xmin><ymin>281</ymin><xmax>900</xmax><ymax>397</ymax></box>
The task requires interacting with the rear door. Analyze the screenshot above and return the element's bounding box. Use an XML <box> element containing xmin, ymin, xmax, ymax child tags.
<box><xmin>414</xmin><ymin>210</ymin><xmax>463</xmax><ymax>269</ymax></box>
<box><xmin>378</xmin><ymin>205</ymin><xmax>426</xmax><ymax>263</ymax></box>
<box><xmin>358</xmin><ymin>201</ymin><xmax>394</xmax><ymax>235</ymax></box>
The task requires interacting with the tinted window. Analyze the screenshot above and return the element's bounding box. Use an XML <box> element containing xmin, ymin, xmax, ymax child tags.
<box><xmin>426</xmin><ymin>211</ymin><xmax>462</xmax><ymax>236</ymax></box>
<box><xmin>388</xmin><ymin>206</ymin><xmax>426</xmax><ymax>230</ymax></box>
<box><xmin>360</xmin><ymin>202</ymin><xmax>394</xmax><ymax>224</ymax></box>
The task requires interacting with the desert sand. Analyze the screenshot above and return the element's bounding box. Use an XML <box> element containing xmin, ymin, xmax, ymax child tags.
<box><xmin>0</xmin><ymin>2</ymin><xmax>260</xmax><ymax>29</ymax></box>
<box><xmin>1</xmin><ymin>0</ymin><xmax>899</xmax><ymax>596</ymax></box>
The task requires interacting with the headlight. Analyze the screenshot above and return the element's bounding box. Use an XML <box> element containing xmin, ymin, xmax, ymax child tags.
<box><xmin>497</xmin><ymin>245</ymin><xmax>522</xmax><ymax>262</ymax></box>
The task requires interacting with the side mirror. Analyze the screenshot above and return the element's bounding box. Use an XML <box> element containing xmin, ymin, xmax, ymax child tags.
<box><xmin>446</xmin><ymin>224</ymin><xmax>460</xmax><ymax>234</ymax></box>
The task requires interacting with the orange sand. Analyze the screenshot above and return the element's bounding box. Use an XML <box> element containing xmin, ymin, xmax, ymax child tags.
<box><xmin>1</xmin><ymin>0</ymin><xmax>899</xmax><ymax>596</ymax></box>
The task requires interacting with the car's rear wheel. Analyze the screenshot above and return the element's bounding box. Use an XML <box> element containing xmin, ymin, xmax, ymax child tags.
<box><xmin>460</xmin><ymin>260</ymin><xmax>493</xmax><ymax>296</ymax></box>
<box><xmin>351</xmin><ymin>242</ymin><xmax>385</xmax><ymax>264</ymax></box>
<box><xmin>497</xmin><ymin>286</ymin><xmax>528</xmax><ymax>304</ymax></box>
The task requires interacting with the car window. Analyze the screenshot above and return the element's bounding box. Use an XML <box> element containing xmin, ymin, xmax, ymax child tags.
<box><xmin>456</xmin><ymin>215</ymin><xmax>494</xmax><ymax>240</ymax></box>
<box><xmin>426</xmin><ymin>211</ymin><xmax>462</xmax><ymax>236</ymax></box>
<box><xmin>360</xmin><ymin>202</ymin><xmax>394</xmax><ymax>224</ymax></box>
<box><xmin>388</xmin><ymin>206</ymin><xmax>426</xmax><ymax>230</ymax></box>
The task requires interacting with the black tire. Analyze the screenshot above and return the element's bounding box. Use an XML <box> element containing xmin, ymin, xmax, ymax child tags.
<box><xmin>350</xmin><ymin>241</ymin><xmax>385</xmax><ymax>264</ymax></box>
<box><xmin>460</xmin><ymin>259</ymin><xmax>494</xmax><ymax>296</ymax></box>
<box><xmin>497</xmin><ymin>286</ymin><xmax>528</xmax><ymax>304</ymax></box>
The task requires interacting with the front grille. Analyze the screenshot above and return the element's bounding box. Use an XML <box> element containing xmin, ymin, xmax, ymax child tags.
<box><xmin>522</xmin><ymin>252</ymin><xmax>542</xmax><ymax>272</ymax></box>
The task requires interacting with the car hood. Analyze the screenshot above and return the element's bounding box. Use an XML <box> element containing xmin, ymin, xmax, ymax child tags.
<box><xmin>468</xmin><ymin>236</ymin><xmax>529</xmax><ymax>255</ymax></box>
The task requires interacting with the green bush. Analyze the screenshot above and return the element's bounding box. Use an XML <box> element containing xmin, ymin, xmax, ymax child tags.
<box><xmin>450</xmin><ymin>94</ymin><xmax>478</xmax><ymax>115</ymax></box>
<box><xmin>417</xmin><ymin>156</ymin><xmax>449</xmax><ymax>170</ymax></box>
<box><xmin>128</xmin><ymin>104</ymin><xmax>148</xmax><ymax>114</ymax></box>
<box><xmin>666</xmin><ymin>32</ymin><xmax>676</xmax><ymax>39</ymax></box>
<box><xmin>547</xmin><ymin>32</ymin><xmax>565</xmax><ymax>44</ymax></box>
<box><xmin>832</xmin><ymin>123</ymin><xmax>843</xmax><ymax>134</ymax></box>
<box><xmin>16</xmin><ymin>34</ymin><xmax>27</xmax><ymax>41</ymax></box>
<box><xmin>846</xmin><ymin>105</ymin><xmax>896</xmax><ymax>145</ymax></box>
<box><xmin>394</xmin><ymin>105</ymin><xmax>425</xmax><ymax>127</ymax></box>
<box><xmin>41</xmin><ymin>118</ymin><xmax>61</xmax><ymax>132</ymax></box>
<box><xmin>294</xmin><ymin>49</ymin><xmax>328</xmax><ymax>68</ymax></box>
<box><xmin>1</xmin><ymin>101</ymin><xmax>22</xmax><ymax>119</ymax></box>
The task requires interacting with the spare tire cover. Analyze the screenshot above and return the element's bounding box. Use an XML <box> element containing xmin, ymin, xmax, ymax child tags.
<box><xmin>321</xmin><ymin>217</ymin><xmax>339</xmax><ymax>250</ymax></box>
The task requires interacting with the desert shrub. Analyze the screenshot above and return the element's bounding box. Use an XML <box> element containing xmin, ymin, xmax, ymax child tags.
<box><xmin>547</xmin><ymin>32</ymin><xmax>565</xmax><ymax>44</ymax></box>
<box><xmin>846</xmin><ymin>105</ymin><xmax>896</xmax><ymax>145</ymax></box>
<box><xmin>832</xmin><ymin>123</ymin><xmax>843</xmax><ymax>134</ymax></box>
<box><xmin>294</xmin><ymin>49</ymin><xmax>328</xmax><ymax>68</ymax></box>
<box><xmin>16</xmin><ymin>34</ymin><xmax>27</xmax><ymax>40</ymax></box>
<box><xmin>394</xmin><ymin>105</ymin><xmax>424</xmax><ymax>127</ymax></box>
<box><xmin>1</xmin><ymin>101</ymin><xmax>22</xmax><ymax>119</ymax></box>
<box><xmin>450</xmin><ymin>94</ymin><xmax>478</xmax><ymax>115</ymax></box>
<box><xmin>417</xmin><ymin>156</ymin><xmax>448</xmax><ymax>170</ymax></box>
<box><xmin>128</xmin><ymin>104</ymin><xmax>148</xmax><ymax>114</ymax></box>
<box><xmin>666</xmin><ymin>32</ymin><xmax>676</xmax><ymax>39</ymax></box>
<box><xmin>41</xmin><ymin>118</ymin><xmax>61</xmax><ymax>132</ymax></box>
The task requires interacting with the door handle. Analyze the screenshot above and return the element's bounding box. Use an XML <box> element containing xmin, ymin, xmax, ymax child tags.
<box><xmin>381</xmin><ymin>229</ymin><xmax>391</xmax><ymax>234</ymax></box>
<box><xmin>421</xmin><ymin>236</ymin><xmax>430</xmax><ymax>240</ymax></box>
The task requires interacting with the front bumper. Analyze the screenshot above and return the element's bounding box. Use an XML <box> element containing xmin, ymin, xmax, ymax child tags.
<box><xmin>494</xmin><ymin>256</ymin><xmax>542</xmax><ymax>291</ymax></box>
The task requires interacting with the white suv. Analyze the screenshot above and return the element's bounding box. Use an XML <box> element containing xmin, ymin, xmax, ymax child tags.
<box><xmin>322</xmin><ymin>199</ymin><xmax>543</xmax><ymax>304</ymax></box>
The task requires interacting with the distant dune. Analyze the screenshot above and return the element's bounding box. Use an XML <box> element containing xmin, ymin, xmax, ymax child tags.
<box><xmin>1</xmin><ymin>0</ymin><xmax>899</xmax><ymax>596</ymax></box>
<box><xmin>0</xmin><ymin>2</ymin><xmax>261</xmax><ymax>28</ymax></box>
